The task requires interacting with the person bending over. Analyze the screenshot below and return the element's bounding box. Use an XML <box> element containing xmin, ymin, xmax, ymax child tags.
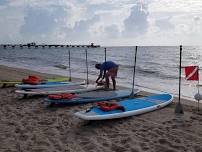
<box><xmin>95</xmin><ymin>61</ymin><xmax>119</xmax><ymax>90</ymax></box>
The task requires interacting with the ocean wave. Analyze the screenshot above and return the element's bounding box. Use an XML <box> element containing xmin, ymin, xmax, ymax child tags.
<box><xmin>0</xmin><ymin>46</ymin><xmax>201</xmax><ymax>99</ymax></box>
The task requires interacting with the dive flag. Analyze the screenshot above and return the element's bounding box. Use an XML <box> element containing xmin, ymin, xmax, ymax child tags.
<box><xmin>185</xmin><ymin>66</ymin><xmax>199</xmax><ymax>81</ymax></box>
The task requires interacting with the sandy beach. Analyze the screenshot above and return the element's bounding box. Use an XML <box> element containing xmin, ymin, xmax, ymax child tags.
<box><xmin>0</xmin><ymin>65</ymin><xmax>202</xmax><ymax>152</ymax></box>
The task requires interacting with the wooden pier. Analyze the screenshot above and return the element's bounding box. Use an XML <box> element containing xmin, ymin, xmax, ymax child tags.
<box><xmin>1</xmin><ymin>43</ymin><xmax>100</xmax><ymax>49</ymax></box>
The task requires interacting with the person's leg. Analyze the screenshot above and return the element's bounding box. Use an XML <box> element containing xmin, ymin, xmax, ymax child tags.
<box><xmin>105</xmin><ymin>73</ymin><xmax>110</xmax><ymax>89</ymax></box>
<box><xmin>111</xmin><ymin>77</ymin><xmax>116</xmax><ymax>90</ymax></box>
<box><xmin>110</xmin><ymin>67</ymin><xmax>118</xmax><ymax>90</ymax></box>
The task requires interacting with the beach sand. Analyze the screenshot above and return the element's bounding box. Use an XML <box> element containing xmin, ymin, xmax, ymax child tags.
<box><xmin>0</xmin><ymin>65</ymin><xmax>202</xmax><ymax>152</ymax></box>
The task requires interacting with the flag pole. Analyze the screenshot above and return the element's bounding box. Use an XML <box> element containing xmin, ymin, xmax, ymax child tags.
<box><xmin>175</xmin><ymin>45</ymin><xmax>184</xmax><ymax>114</ymax></box>
<box><xmin>130</xmin><ymin>46</ymin><xmax>138</xmax><ymax>98</ymax></box>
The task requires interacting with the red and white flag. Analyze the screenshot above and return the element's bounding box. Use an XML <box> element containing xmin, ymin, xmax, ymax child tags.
<box><xmin>185</xmin><ymin>66</ymin><xmax>199</xmax><ymax>81</ymax></box>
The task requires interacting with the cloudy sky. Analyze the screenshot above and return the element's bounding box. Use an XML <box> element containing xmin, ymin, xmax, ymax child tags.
<box><xmin>0</xmin><ymin>0</ymin><xmax>202</xmax><ymax>46</ymax></box>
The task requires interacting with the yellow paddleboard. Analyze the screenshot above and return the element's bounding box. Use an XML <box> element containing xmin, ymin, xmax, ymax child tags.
<box><xmin>0</xmin><ymin>77</ymin><xmax>69</xmax><ymax>88</ymax></box>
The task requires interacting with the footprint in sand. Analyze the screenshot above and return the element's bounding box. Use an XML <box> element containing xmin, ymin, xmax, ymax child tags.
<box><xmin>19</xmin><ymin>133</ymin><xmax>29</xmax><ymax>141</ymax></box>
<box><xmin>82</xmin><ymin>143</ymin><xmax>97</xmax><ymax>151</ymax></box>
<box><xmin>194</xmin><ymin>145</ymin><xmax>202</xmax><ymax>151</ymax></box>
<box><xmin>110</xmin><ymin>143</ymin><xmax>127</xmax><ymax>152</ymax></box>
<box><xmin>129</xmin><ymin>147</ymin><xmax>141</xmax><ymax>152</ymax></box>
<box><xmin>158</xmin><ymin>138</ymin><xmax>187</xmax><ymax>151</ymax></box>
<box><xmin>154</xmin><ymin>144</ymin><xmax>178</xmax><ymax>152</ymax></box>
<box><xmin>139</xmin><ymin>142</ymin><xmax>150</xmax><ymax>151</ymax></box>
<box><xmin>171</xmin><ymin>124</ymin><xmax>177</xmax><ymax>129</ymax></box>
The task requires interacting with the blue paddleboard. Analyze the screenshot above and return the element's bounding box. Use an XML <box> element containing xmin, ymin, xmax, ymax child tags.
<box><xmin>75</xmin><ymin>94</ymin><xmax>173</xmax><ymax>120</ymax></box>
<box><xmin>44</xmin><ymin>89</ymin><xmax>140</xmax><ymax>105</ymax></box>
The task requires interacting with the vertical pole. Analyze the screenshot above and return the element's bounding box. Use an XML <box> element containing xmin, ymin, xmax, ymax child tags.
<box><xmin>130</xmin><ymin>46</ymin><xmax>138</xmax><ymax>98</ymax></box>
<box><xmin>85</xmin><ymin>48</ymin><xmax>89</xmax><ymax>85</ymax></box>
<box><xmin>179</xmin><ymin>45</ymin><xmax>182</xmax><ymax>104</ymax></box>
<box><xmin>68</xmin><ymin>49</ymin><xmax>72</xmax><ymax>81</ymax></box>
<box><xmin>197</xmin><ymin>66</ymin><xmax>200</xmax><ymax>111</ymax></box>
<box><xmin>175</xmin><ymin>45</ymin><xmax>184</xmax><ymax>114</ymax></box>
<box><xmin>104</xmin><ymin>48</ymin><xmax>107</xmax><ymax>77</ymax></box>
<box><xmin>104</xmin><ymin>48</ymin><xmax>107</xmax><ymax>62</ymax></box>
<box><xmin>197</xmin><ymin>70</ymin><xmax>200</xmax><ymax>111</ymax></box>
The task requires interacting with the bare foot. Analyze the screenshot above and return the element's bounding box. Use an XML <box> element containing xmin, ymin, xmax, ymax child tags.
<box><xmin>104</xmin><ymin>88</ymin><xmax>113</xmax><ymax>91</ymax></box>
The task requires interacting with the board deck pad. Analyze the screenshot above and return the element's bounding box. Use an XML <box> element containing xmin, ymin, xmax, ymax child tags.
<box><xmin>75</xmin><ymin>94</ymin><xmax>173</xmax><ymax>120</ymax></box>
<box><xmin>44</xmin><ymin>89</ymin><xmax>140</xmax><ymax>105</ymax></box>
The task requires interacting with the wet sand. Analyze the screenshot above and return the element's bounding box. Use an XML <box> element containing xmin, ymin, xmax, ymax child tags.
<box><xmin>0</xmin><ymin>65</ymin><xmax>202</xmax><ymax>152</ymax></box>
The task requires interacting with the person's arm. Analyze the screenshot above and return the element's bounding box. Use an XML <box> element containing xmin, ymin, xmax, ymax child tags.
<box><xmin>96</xmin><ymin>70</ymin><xmax>103</xmax><ymax>83</ymax></box>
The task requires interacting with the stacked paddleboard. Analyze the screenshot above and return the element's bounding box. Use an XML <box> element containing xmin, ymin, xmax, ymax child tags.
<box><xmin>15</xmin><ymin>80</ymin><xmax>85</xmax><ymax>89</ymax></box>
<box><xmin>1</xmin><ymin>77</ymin><xmax>69</xmax><ymax>88</ymax></box>
<box><xmin>75</xmin><ymin>94</ymin><xmax>173</xmax><ymax>120</ymax></box>
<box><xmin>44</xmin><ymin>89</ymin><xmax>140</xmax><ymax>105</ymax></box>
<box><xmin>0</xmin><ymin>81</ymin><xmax>20</xmax><ymax>88</ymax></box>
<box><xmin>15</xmin><ymin>84</ymin><xmax>103</xmax><ymax>95</ymax></box>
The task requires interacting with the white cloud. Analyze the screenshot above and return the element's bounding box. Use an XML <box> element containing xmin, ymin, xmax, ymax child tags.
<box><xmin>0</xmin><ymin>2</ymin><xmax>24</xmax><ymax>43</ymax></box>
<box><xmin>0</xmin><ymin>0</ymin><xmax>8</xmax><ymax>6</ymax></box>
<box><xmin>122</xmin><ymin>1</ymin><xmax>149</xmax><ymax>37</ymax></box>
<box><xmin>155</xmin><ymin>17</ymin><xmax>174</xmax><ymax>31</ymax></box>
<box><xmin>86</xmin><ymin>0</ymin><xmax>109</xmax><ymax>5</ymax></box>
<box><xmin>19</xmin><ymin>4</ymin><xmax>69</xmax><ymax>43</ymax></box>
<box><xmin>0</xmin><ymin>0</ymin><xmax>202</xmax><ymax>45</ymax></box>
<box><xmin>104</xmin><ymin>24</ymin><xmax>120</xmax><ymax>38</ymax></box>
<box><xmin>65</xmin><ymin>15</ymin><xmax>100</xmax><ymax>40</ymax></box>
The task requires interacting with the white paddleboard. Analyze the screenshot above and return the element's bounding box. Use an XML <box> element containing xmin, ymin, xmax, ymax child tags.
<box><xmin>15</xmin><ymin>84</ymin><xmax>103</xmax><ymax>95</ymax></box>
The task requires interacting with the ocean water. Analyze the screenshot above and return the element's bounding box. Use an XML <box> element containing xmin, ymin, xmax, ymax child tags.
<box><xmin>0</xmin><ymin>45</ymin><xmax>201</xmax><ymax>100</ymax></box>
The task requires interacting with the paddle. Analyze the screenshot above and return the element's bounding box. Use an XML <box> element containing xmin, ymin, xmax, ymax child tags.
<box><xmin>129</xmin><ymin>46</ymin><xmax>138</xmax><ymax>98</ymax></box>
<box><xmin>175</xmin><ymin>45</ymin><xmax>184</xmax><ymax>114</ymax></box>
<box><xmin>68</xmin><ymin>49</ymin><xmax>72</xmax><ymax>81</ymax></box>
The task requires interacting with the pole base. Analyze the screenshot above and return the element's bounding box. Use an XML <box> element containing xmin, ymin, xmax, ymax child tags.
<box><xmin>129</xmin><ymin>92</ymin><xmax>135</xmax><ymax>99</ymax></box>
<box><xmin>175</xmin><ymin>102</ymin><xmax>184</xmax><ymax>114</ymax></box>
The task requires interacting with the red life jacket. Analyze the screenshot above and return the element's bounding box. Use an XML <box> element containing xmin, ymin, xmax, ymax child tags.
<box><xmin>48</xmin><ymin>93</ymin><xmax>78</xmax><ymax>100</ymax></box>
<box><xmin>22</xmin><ymin>75</ymin><xmax>43</xmax><ymax>85</ymax></box>
<box><xmin>97</xmin><ymin>102</ymin><xmax>125</xmax><ymax>112</ymax></box>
